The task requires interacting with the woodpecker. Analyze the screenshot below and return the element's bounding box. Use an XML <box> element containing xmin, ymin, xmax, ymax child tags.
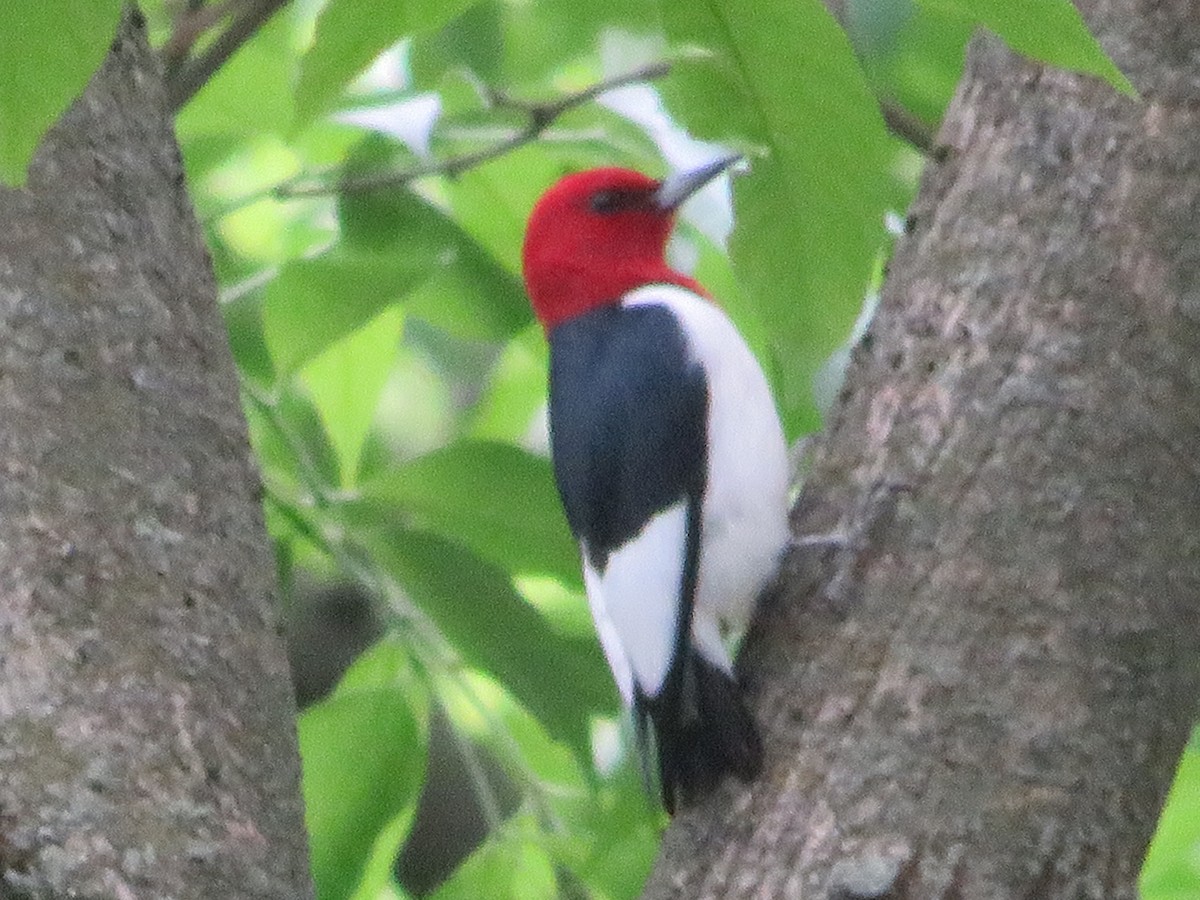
<box><xmin>521</xmin><ymin>155</ymin><xmax>790</xmax><ymax>812</ymax></box>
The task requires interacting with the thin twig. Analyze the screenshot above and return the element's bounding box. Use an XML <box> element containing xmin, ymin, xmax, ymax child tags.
<box><xmin>274</xmin><ymin>60</ymin><xmax>673</xmax><ymax>199</ymax></box>
<box><xmin>440</xmin><ymin>700</ymin><xmax>507</xmax><ymax>831</ymax></box>
<box><xmin>166</xmin><ymin>0</ymin><xmax>292</xmax><ymax>112</ymax></box>
<box><xmin>880</xmin><ymin>98</ymin><xmax>938</xmax><ymax>157</ymax></box>
<box><xmin>162</xmin><ymin>0</ymin><xmax>239</xmax><ymax>76</ymax></box>
<box><xmin>246</xmin><ymin>384</ymin><xmax>570</xmax><ymax>827</ymax></box>
<box><xmin>822</xmin><ymin>0</ymin><xmax>939</xmax><ymax>157</ymax></box>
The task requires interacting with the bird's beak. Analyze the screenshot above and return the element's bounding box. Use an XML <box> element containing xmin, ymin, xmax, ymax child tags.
<box><xmin>652</xmin><ymin>153</ymin><xmax>742</xmax><ymax>212</ymax></box>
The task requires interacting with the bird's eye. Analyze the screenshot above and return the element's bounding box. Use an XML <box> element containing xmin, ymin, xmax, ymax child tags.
<box><xmin>589</xmin><ymin>190</ymin><xmax>623</xmax><ymax>214</ymax></box>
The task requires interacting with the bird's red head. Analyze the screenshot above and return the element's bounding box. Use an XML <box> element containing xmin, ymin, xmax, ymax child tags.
<box><xmin>522</xmin><ymin>156</ymin><xmax>739</xmax><ymax>331</ymax></box>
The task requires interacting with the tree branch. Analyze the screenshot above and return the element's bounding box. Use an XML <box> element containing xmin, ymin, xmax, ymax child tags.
<box><xmin>274</xmin><ymin>61</ymin><xmax>672</xmax><ymax>199</ymax></box>
<box><xmin>0</xmin><ymin>11</ymin><xmax>314</xmax><ymax>895</ymax></box>
<box><xmin>165</xmin><ymin>0</ymin><xmax>292</xmax><ymax>112</ymax></box>
<box><xmin>642</xmin><ymin>4</ymin><xmax>1200</xmax><ymax>895</ymax></box>
<box><xmin>161</xmin><ymin>0</ymin><xmax>239</xmax><ymax>76</ymax></box>
<box><xmin>880</xmin><ymin>97</ymin><xmax>938</xmax><ymax>157</ymax></box>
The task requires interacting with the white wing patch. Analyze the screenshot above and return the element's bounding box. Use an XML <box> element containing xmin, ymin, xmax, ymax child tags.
<box><xmin>582</xmin><ymin>562</ymin><xmax>634</xmax><ymax>704</ymax></box>
<box><xmin>582</xmin><ymin>501</ymin><xmax>689</xmax><ymax>701</ymax></box>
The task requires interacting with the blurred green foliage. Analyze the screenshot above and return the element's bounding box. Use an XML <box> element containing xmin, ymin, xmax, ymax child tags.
<box><xmin>0</xmin><ymin>1</ymin><xmax>123</xmax><ymax>183</ymax></box>
<box><xmin>3</xmin><ymin>1</ymin><xmax>1193</xmax><ymax>898</ymax></box>
<box><xmin>1142</xmin><ymin>727</ymin><xmax>1200</xmax><ymax>900</ymax></box>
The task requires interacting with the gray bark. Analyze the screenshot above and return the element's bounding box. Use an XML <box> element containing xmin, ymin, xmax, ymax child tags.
<box><xmin>644</xmin><ymin>0</ymin><xmax>1200</xmax><ymax>897</ymax></box>
<box><xmin>0</xmin><ymin>10</ymin><xmax>314</xmax><ymax>899</ymax></box>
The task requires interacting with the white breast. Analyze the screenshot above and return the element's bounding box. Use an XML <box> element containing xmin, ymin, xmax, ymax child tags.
<box><xmin>623</xmin><ymin>283</ymin><xmax>790</xmax><ymax>670</ymax></box>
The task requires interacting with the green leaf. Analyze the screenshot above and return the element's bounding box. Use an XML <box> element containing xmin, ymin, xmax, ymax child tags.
<box><xmin>361</xmin><ymin>341</ymin><xmax>456</xmax><ymax>467</ymax></box>
<box><xmin>370</xmin><ymin>882</ymin><xmax>414</xmax><ymax>900</ymax></box>
<box><xmin>441</xmin><ymin>668</ymin><xmax>590</xmax><ymax>805</ymax></box>
<box><xmin>352</xmin><ymin>440</ymin><xmax>579</xmax><ymax>585</ymax></box>
<box><xmin>497</xmin><ymin>0</ymin><xmax>662</xmax><ymax>85</ymax></box>
<box><xmin>302</xmin><ymin>305</ymin><xmax>405</xmax><ymax>486</ymax></box>
<box><xmin>428</xmin><ymin>811</ymin><xmax>558</xmax><ymax>900</ymax></box>
<box><xmin>221</xmin><ymin>286</ymin><xmax>275</xmax><ymax>385</ymax></box>
<box><xmin>295</xmin><ymin>0</ymin><xmax>477</xmax><ymax>125</ymax></box>
<box><xmin>915</xmin><ymin>0</ymin><xmax>1134</xmax><ymax>95</ymax></box>
<box><xmin>335</xmin><ymin>641</ymin><xmax>427</xmax><ymax>900</ymax></box>
<box><xmin>262</xmin><ymin>246</ymin><xmax>430</xmax><ymax>373</ymax></box>
<box><xmin>350</xmin><ymin>815</ymin><xmax>421</xmax><ymax>900</ymax></box>
<box><xmin>849</xmin><ymin>0</ymin><xmax>972</xmax><ymax>126</ymax></box>
<box><xmin>341</xmin><ymin>183</ymin><xmax>532</xmax><ymax>341</ymax></box>
<box><xmin>300</xmin><ymin>686</ymin><xmax>427</xmax><ymax>900</ymax></box>
<box><xmin>659</xmin><ymin>0</ymin><xmax>893</xmax><ymax>434</ymax></box>
<box><xmin>1141</xmin><ymin>737</ymin><xmax>1200</xmax><ymax>900</ymax></box>
<box><xmin>368</xmin><ymin>528</ymin><xmax>614</xmax><ymax>754</ymax></box>
<box><xmin>175</xmin><ymin>11</ymin><xmax>296</xmax><ymax>140</ymax></box>
<box><xmin>572</xmin><ymin>765</ymin><xmax>663</xmax><ymax>898</ymax></box>
<box><xmin>402</xmin><ymin>255</ymin><xmax>529</xmax><ymax>342</ymax></box>
<box><xmin>442</xmin><ymin>150</ymin><xmax>559</xmax><ymax>275</ymax></box>
<box><xmin>0</xmin><ymin>2</ymin><xmax>122</xmax><ymax>184</ymax></box>
<box><xmin>467</xmin><ymin>324</ymin><xmax>549</xmax><ymax>444</ymax></box>
<box><xmin>335</xmin><ymin>634</ymin><xmax>423</xmax><ymax>697</ymax></box>
<box><xmin>410</xmin><ymin>1</ymin><xmax>507</xmax><ymax>86</ymax></box>
<box><xmin>245</xmin><ymin>384</ymin><xmax>344</xmax><ymax>493</ymax></box>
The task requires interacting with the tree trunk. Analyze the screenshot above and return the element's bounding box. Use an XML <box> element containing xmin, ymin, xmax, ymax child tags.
<box><xmin>643</xmin><ymin>1</ymin><xmax>1200</xmax><ymax>897</ymax></box>
<box><xmin>0</xmin><ymin>11</ymin><xmax>314</xmax><ymax>899</ymax></box>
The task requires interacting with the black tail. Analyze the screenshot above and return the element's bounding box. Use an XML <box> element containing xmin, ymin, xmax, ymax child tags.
<box><xmin>636</xmin><ymin>649</ymin><xmax>763</xmax><ymax>814</ymax></box>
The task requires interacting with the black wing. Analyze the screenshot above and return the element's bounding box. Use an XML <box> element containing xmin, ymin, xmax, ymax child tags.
<box><xmin>547</xmin><ymin>302</ymin><xmax>708</xmax><ymax>572</ymax></box>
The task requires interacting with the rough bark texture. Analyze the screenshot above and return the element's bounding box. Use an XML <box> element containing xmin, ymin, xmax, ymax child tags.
<box><xmin>0</xmin><ymin>11</ymin><xmax>314</xmax><ymax>899</ymax></box>
<box><xmin>644</xmin><ymin>1</ymin><xmax>1200</xmax><ymax>898</ymax></box>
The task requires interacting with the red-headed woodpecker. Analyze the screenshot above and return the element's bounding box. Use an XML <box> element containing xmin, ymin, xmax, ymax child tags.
<box><xmin>521</xmin><ymin>156</ymin><xmax>790</xmax><ymax>812</ymax></box>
